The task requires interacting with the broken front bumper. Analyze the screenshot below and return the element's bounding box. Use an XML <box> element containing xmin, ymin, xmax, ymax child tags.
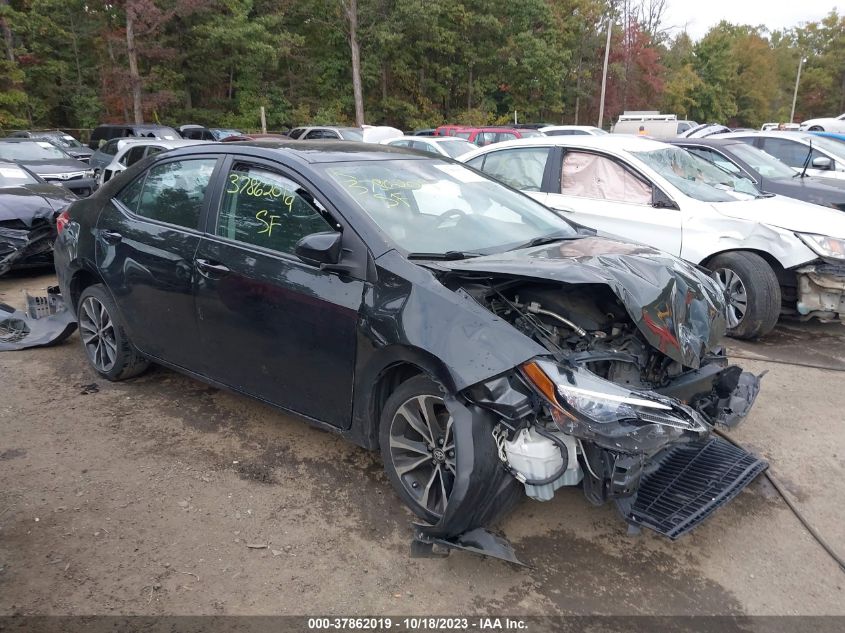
<box><xmin>0</xmin><ymin>220</ymin><xmax>55</xmax><ymax>276</ymax></box>
<box><xmin>0</xmin><ymin>286</ymin><xmax>77</xmax><ymax>351</ymax></box>
<box><xmin>795</xmin><ymin>263</ymin><xmax>845</xmax><ymax>323</ymax></box>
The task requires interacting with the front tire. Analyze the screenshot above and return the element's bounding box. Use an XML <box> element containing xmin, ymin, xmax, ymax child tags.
<box><xmin>77</xmin><ymin>284</ymin><xmax>149</xmax><ymax>381</ymax></box>
<box><xmin>808</xmin><ymin>125</ymin><xmax>824</xmax><ymax>131</ymax></box>
<box><xmin>709</xmin><ymin>252</ymin><xmax>781</xmax><ymax>339</ymax></box>
<box><xmin>379</xmin><ymin>375</ymin><xmax>456</xmax><ymax>524</ymax></box>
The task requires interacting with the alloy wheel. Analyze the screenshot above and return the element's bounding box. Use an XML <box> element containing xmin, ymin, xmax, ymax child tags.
<box><xmin>716</xmin><ymin>267</ymin><xmax>748</xmax><ymax>329</ymax></box>
<box><xmin>79</xmin><ymin>296</ymin><xmax>118</xmax><ymax>372</ymax></box>
<box><xmin>388</xmin><ymin>394</ymin><xmax>455</xmax><ymax>518</ymax></box>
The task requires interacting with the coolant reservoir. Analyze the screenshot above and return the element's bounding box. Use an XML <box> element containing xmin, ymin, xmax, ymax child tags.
<box><xmin>504</xmin><ymin>428</ymin><xmax>583</xmax><ymax>501</ymax></box>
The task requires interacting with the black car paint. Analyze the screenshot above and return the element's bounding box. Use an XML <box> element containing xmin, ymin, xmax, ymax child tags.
<box><xmin>670</xmin><ymin>138</ymin><xmax>845</xmax><ymax>210</ymax></box>
<box><xmin>53</xmin><ymin>141</ymin><xmax>760</xmax><ymax>550</ymax></box>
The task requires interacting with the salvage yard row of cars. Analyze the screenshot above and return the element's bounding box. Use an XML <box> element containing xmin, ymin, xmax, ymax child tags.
<box><xmin>3</xmin><ymin>116</ymin><xmax>845</xmax><ymax>561</ymax></box>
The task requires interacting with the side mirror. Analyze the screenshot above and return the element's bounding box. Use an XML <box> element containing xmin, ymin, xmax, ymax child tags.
<box><xmin>295</xmin><ymin>231</ymin><xmax>342</xmax><ymax>267</ymax></box>
<box><xmin>812</xmin><ymin>156</ymin><xmax>832</xmax><ymax>169</ymax></box>
<box><xmin>653</xmin><ymin>188</ymin><xmax>679</xmax><ymax>210</ymax></box>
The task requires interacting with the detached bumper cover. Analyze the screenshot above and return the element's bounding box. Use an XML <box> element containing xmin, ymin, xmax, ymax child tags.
<box><xmin>617</xmin><ymin>437</ymin><xmax>767</xmax><ymax>539</ymax></box>
<box><xmin>0</xmin><ymin>287</ymin><xmax>77</xmax><ymax>351</ymax></box>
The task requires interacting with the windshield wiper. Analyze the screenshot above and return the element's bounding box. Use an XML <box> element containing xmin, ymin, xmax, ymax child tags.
<box><xmin>508</xmin><ymin>233</ymin><xmax>575</xmax><ymax>252</ymax></box>
<box><xmin>407</xmin><ymin>251</ymin><xmax>481</xmax><ymax>260</ymax></box>
<box><xmin>795</xmin><ymin>140</ymin><xmax>813</xmax><ymax>178</ymax></box>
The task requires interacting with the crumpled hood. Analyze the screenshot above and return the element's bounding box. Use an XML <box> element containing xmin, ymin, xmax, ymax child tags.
<box><xmin>436</xmin><ymin>236</ymin><xmax>728</xmax><ymax>369</ymax></box>
<box><xmin>713</xmin><ymin>194</ymin><xmax>845</xmax><ymax>238</ymax></box>
<box><xmin>0</xmin><ymin>184</ymin><xmax>78</xmax><ymax>226</ymax></box>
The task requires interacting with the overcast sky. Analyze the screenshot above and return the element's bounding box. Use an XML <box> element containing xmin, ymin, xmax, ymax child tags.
<box><xmin>662</xmin><ymin>1</ymin><xmax>844</xmax><ymax>40</ymax></box>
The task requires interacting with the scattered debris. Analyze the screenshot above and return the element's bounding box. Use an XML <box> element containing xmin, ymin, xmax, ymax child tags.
<box><xmin>0</xmin><ymin>287</ymin><xmax>76</xmax><ymax>351</ymax></box>
<box><xmin>78</xmin><ymin>383</ymin><xmax>99</xmax><ymax>395</ymax></box>
<box><xmin>245</xmin><ymin>543</ymin><xmax>267</xmax><ymax>549</ymax></box>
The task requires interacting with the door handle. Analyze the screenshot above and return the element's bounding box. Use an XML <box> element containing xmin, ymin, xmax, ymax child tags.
<box><xmin>195</xmin><ymin>258</ymin><xmax>230</xmax><ymax>277</ymax></box>
<box><xmin>100</xmin><ymin>230</ymin><xmax>123</xmax><ymax>244</ymax></box>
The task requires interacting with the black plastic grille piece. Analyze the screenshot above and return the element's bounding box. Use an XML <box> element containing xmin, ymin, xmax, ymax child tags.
<box><xmin>624</xmin><ymin>437</ymin><xmax>767</xmax><ymax>539</ymax></box>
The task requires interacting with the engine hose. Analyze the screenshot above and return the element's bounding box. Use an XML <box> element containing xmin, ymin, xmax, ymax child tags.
<box><xmin>508</xmin><ymin>426</ymin><xmax>570</xmax><ymax>486</ymax></box>
<box><xmin>713</xmin><ymin>428</ymin><xmax>845</xmax><ymax>574</ymax></box>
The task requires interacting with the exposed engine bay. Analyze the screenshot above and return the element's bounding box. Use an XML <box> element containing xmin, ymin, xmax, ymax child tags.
<box><xmin>412</xmin><ymin>273</ymin><xmax>767</xmax><ymax>562</ymax></box>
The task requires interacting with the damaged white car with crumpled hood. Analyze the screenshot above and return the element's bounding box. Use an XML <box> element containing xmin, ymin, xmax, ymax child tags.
<box><xmin>460</xmin><ymin>135</ymin><xmax>845</xmax><ymax>339</ymax></box>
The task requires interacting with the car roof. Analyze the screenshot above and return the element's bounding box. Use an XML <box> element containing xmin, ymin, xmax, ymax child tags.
<box><xmin>718</xmin><ymin>131</ymin><xmax>817</xmax><ymax>143</ymax></box>
<box><xmin>460</xmin><ymin>134</ymin><xmax>669</xmax><ymax>155</ymax></box>
<box><xmin>670</xmin><ymin>138</ymin><xmax>746</xmax><ymax>149</ymax></box>
<box><xmin>166</xmin><ymin>140</ymin><xmax>427</xmax><ymax>164</ymax></box>
<box><xmin>118</xmin><ymin>139</ymin><xmax>210</xmax><ymax>151</ymax></box>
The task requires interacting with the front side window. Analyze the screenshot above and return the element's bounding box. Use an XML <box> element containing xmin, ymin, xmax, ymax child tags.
<box><xmin>761</xmin><ymin>138</ymin><xmax>833</xmax><ymax>170</ymax></box>
<box><xmin>562</xmin><ymin>151</ymin><xmax>653</xmax><ymax>203</ymax></box>
<box><xmin>480</xmin><ymin>147</ymin><xmax>551</xmax><ymax>191</ymax></box>
<box><xmin>475</xmin><ymin>132</ymin><xmax>496</xmax><ymax>146</ymax></box>
<box><xmin>133</xmin><ymin>159</ymin><xmax>216</xmax><ymax>229</ymax></box>
<box><xmin>216</xmin><ymin>164</ymin><xmax>333</xmax><ymax>255</ymax></box>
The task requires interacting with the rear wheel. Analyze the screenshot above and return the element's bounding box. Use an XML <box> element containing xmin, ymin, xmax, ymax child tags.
<box><xmin>77</xmin><ymin>284</ymin><xmax>149</xmax><ymax>380</ymax></box>
<box><xmin>379</xmin><ymin>376</ymin><xmax>455</xmax><ymax>524</ymax></box>
<box><xmin>709</xmin><ymin>252</ymin><xmax>781</xmax><ymax>339</ymax></box>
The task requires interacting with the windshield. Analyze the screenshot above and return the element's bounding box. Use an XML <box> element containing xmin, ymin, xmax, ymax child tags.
<box><xmin>39</xmin><ymin>133</ymin><xmax>83</xmax><ymax>149</ymax></box>
<box><xmin>0</xmin><ymin>164</ymin><xmax>38</xmax><ymax>187</ymax></box>
<box><xmin>438</xmin><ymin>139</ymin><xmax>478</xmax><ymax>158</ymax></box>
<box><xmin>802</xmin><ymin>135</ymin><xmax>845</xmax><ymax>157</ymax></box>
<box><xmin>728</xmin><ymin>143</ymin><xmax>796</xmax><ymax>178</ymax></box>
<box><xmin>0</xmin><ymin>141</ymin><xmax>68</xmax><ymax>161</ymax></box>
<box><xmin>320</xmin><ymin>159</ymin><xmax>576</xmax><ymax>255</ymax></box>
<box><xmin>211</xmin><ymin>129</ymin><xmax>241</xmax><ymax>140</ymax></box>
<box><xmin>632</xmin><ymin>147</ymin><xmax>761</xmax><ymax>201</ymax></box>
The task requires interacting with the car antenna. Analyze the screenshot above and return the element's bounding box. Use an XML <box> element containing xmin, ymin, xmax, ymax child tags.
<box><xmin>799</xmin><ymin>139</ymin><xmax>813</xmax><ymax>179</ymax></box>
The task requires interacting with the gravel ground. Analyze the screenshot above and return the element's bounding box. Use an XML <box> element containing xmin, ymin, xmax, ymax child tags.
<box><xmin>1</xmin><ymin>270</ymin><xmax>844</xmax><ymax>616</ymax></box>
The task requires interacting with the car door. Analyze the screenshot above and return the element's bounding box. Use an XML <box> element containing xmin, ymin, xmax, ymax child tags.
<box><xmin>192</xmin><ymin>157</ymin><xmax>365</xmax><ymax>428</ymax></box>
<box><xmin>547</xmin><ymin>149</ymin><xmax>682</xmax><ymax>255</ymax></box>
<box><xmin>97</xmin><ymin>155</ymin><xmax>220</xmax><ymax>368</ymax></box>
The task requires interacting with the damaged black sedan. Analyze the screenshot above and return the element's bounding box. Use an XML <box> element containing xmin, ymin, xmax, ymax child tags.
<box><xmin>53</xmin><ymin>141</ymin><xmax>766</xmax><ymax>562</ymax></box>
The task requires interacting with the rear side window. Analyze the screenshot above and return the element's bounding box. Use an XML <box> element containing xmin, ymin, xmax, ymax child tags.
<box><xmin>120</xmin><ymin>145</ymin><xmax>146</xmax><ymax>166</ymax></box>
<box><xmin>288</xmin><ymin>128</ymin><xmax>304</xmax><ymax>139</ymax></box>
<box><xmin>129</xmin><ymin>159</ymin><xmax>216</xmax><ymax>229</ymax></box>
<box><xmin>216</xmin><ymin>163</ymin><xmax>333</xmax><ymax>255</ymax></box>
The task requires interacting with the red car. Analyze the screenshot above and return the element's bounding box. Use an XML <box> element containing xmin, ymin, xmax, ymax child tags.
<box><xmin>437</xmin><ymin>126</ymin><xmax>545</xmax><ymax>146</ymax></box>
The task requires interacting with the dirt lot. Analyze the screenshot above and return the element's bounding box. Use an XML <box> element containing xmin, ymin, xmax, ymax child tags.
<box><xmin>1</xmin><ymin>270</ymin><xmax>844</xmax><ymax>617</ymax></box>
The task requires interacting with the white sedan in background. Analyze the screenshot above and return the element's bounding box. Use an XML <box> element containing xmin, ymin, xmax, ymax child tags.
<box><xmin>460</xmin><ymin>135</ymin><xmax>845</xmax><ymax>339</ymax></box>
<box><xmin>382</xmin><ymin>136</ymin><xmax>478</xmax><ymax>158</ymax></box>
<box><xmin>98</xmin><ymin>139</ymin><xmax>210</xmax><ymax>185</ymax></box>
<box><xmin>716</xmin><ymin>131</ymin><xmax>845</xmax><ymax>181</ymax></box>
<box><xmin>799</xmin><ymin>113</ymin><xmax>845</xmax><ymax>133</ymax></box>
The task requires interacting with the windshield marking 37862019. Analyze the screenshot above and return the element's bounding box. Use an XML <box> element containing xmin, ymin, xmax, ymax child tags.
<box><xmin>321</xmin><ymin>159</ymin><xmax>576</xmax><ymax>256</ymax></box>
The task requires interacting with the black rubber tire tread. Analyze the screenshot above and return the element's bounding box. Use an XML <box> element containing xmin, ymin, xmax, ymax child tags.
<box><xmin>379</xmin><ymin>375</ymin><xmax>446</xmax><ymax>524</ymax></box>
<box><xmin>77</xmin><ymin>283</ymin><xmax>150</xmax><ymax>381</ymax></box>
<box><xmin>708</xmin><ymin>251</ymin><xmax>781</xmax><ymax>340</ymax></box>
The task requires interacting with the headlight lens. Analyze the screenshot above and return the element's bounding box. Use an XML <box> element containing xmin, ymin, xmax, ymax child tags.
<box><xmin>797</xmin><ymin>233</ymin><xmax>845</xmax><ymax>260</ymax></box>
<box><xmin>84</xmin><ymin>169</ymin><xmax>95</xmax><ymax>179</ymax></box>
<box><xmin>522</xmin><ymin>360</ymin><xmax>705</xmax><ymax>432</ymax></box>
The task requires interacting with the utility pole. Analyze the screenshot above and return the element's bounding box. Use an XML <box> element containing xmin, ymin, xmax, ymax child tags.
<box><xmin>790</xmin><ymin>56</ymin><xmax>805</xmax><ymax>124</ymax></box>
<box><xmin>597</xmin><ymin>17</ymin><xmax>612</xmax><ymax>130</ymax></box>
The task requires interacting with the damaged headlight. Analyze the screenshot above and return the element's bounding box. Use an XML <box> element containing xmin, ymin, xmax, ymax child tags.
<box><xmin>522</xmin><ymin>360</ymin><xmax>707</xmax><ymax>448</ymax></box>
<box><xmin>797</xmin><ymin>233</ymin><xmax>845</xmax><ymax>261</ymax></box>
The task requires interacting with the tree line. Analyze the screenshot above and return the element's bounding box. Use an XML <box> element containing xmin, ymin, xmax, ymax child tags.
<box><xmin>0</xmin><ymin>0</ymin><xmax>843</xmax><ymax>133</ymax></box>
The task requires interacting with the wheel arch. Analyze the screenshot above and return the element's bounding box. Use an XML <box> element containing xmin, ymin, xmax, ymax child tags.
<box><xmin>353</xmin><ymin>345</ymin><xmax>460</xmax><ymax>450</ymax></box>
<box><xmin>69</xmin><ymin>265</ymin><xmax>106</xmax><ymax>316</ymax></box>
<box><xmin>700</xmin><ymin>248</ymin><xmax>795</xmax><ymax>290</ymax></box>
